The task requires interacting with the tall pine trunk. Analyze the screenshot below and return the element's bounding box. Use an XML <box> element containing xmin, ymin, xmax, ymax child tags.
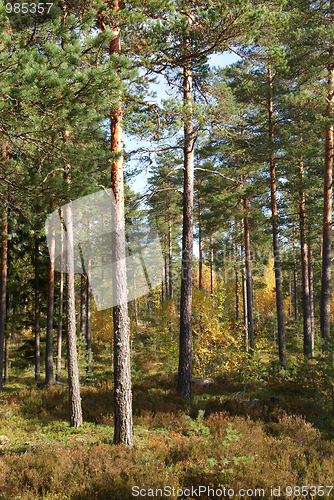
<box><xmin>178</xmin><ymin>39</ymin><xmax>194</xmax><ymax>400</ymax></box>
<box><xmin>80</xmin><ymin>274</ymin><xmax>86</xmax><ymax>340</ymax></box>
<box><xmin>243</xmin><ymin>195</ymin><xmax>254</xmax><ymax>351</ymax></box>
<box><xmin>0</xmin><ymin>206</ymin><xmax>8</xmax><ymax>389</ymax></box>
<box><xmin>235</xmin><ymin>222</ymin><xmax>240</xmax><ymax>323</ymax></box>
<box><xmin>168</xmin><ymin>210</ymin><xmax>173</xmax><ymax>299</ymax></box>
<box><xmin>242</xmin><ymin>260</ymin><xmax>248</xmax><ymax>352</ymax></box>
<box><xmin>210</xmin><ymin>234</ymin><xmax>214</xmax><ymax>301</ymax></box>
<box><xmin>86</xmin><ymin>221</ymin><xmax>92</xmax><ymax>377</ymax></box>
<box><xmin>268</xmin><ymin>63</ymin><xmax>287</xmax><ymax>370</ymax></box>
<box><xmin>293</xmin><ymin>221</ymin><xmax>299</xmax><ymax>321</ymax></box>
<box><xmin>4</xmin><ymin>335</ymin><xmax>9</xmax><ymax>384</ymax></box>
<box><xmin>308</xmin><ymin>240</ymin><xmax>315</xmax><ymax>342</ymax></box>
<box><xmin>86</xmin><ymin>275</ymin><xmax>92</xmax><ymax>378</ymax></box>
<box><xmin>103</xmin><ymin>1</ymin><xmax>133</xmax><ymax>444</ymax></box>
<box><xmin>46</xmin><ymin>199</ymin><xmax>56</xmax><ymax>385</ymax></box>
<box><xmin>35</xmin><ymin>239</ymin><xmax>40</xmax><ymax>381</ymax></box>
<box><xmin>299</xmin><ymin>156</ymin><xmax>313</xmax><ymax>356</ymax></box>
<box><xmin>198</xmin><ymin>191</ymin><xmax>203</xmax><ymax>290</ymax></box>
<box><xmin>320</xmin><ymin>41</ymin><xmax>334</xmax><ymax>339</ymax></box>
<box><xmin>164</xmin><ymin>241</ymin><xmax>168</xmax><ymax>300</ymax></box>
<box><xmin>64</xmin><ymin>202</ymin><xmax>83</xmax><ymax>428</ymax></box>
<box><xmin>56</xmin><ymin>220</ymin><xmax>64</xmax><ymax>383</ymax></box>
<box><xmin>288</xmin><ymin>274</ymin><xmax>292</xmax><ymax>319</ymax></box>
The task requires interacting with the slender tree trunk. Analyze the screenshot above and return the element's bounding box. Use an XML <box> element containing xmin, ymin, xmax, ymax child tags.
<box><xmin>299</xmin><ymin>156</ymin><xmax>313</xmax><ymax>356</ymax></box>
<box><xmin>80</xmin><ymin>274</ymin><xmax>86</xmax><ymax>340</ymax></box>
<box><xmin>288</xmin><ymin>274</ymin><xmax>292</xmax><ymax>319</ymax></box>
<box><xmin>178</xmin><ymin>38</ymin><xmax>194</xmax><ymax>400</ymax></box>
<box><xmin>242</xmin><ymin>263</ymin><xmax>248</xmax><ymax>352</ymax></box>
<box><xmin>268</xmin><ymin>63</ymin><xmax>287</xmax><ymax>370</ymax></box>
<box><xmin>293</xmin><ymin>221</ymin><xmax>299</xmax><ymax>321</ymax></box>
<box><xmin>64</xmin><ymin>202</ymin><xmax>83</xmax><ymax>428</ymax></box>
<box><xmin>308</xmin><ymin>240</ymin><xmax>315</xmax><ymax>344</ymax></box>
<box><xmin>168</xmin><ymin>199</ymin><xmax>173</xmax><ymax>299</ymax></box>
<box><xmin>210</xmin><ymin>235</ymin><xmax>214</xmax><ymax>302</ymax></box>
<box><xmin>236</xmin><ymin>266</ymin><xmax>240</xmax><ymax>323</ymax></box>
<box><xmin>321</xmin><ymin>41</ymin><xmax>334</xmax><ymax>339</ymax></box>
<box><xmin>85</xmin><ymin>220</ymin><xmax>92</xmax><ymax>377</ymax></box>
<box><xmin>35</xmin><ymin>239</ymin><xmax>40</xmax><ymax>382</ymax></box>
<box><xmin>4</xmin><ymin>335</ymin><xmax>9</xmax><ymax>384</ymax></box>
<box><xmin>102</xmin><ymin>2</ymin><xmax>133</xmax><ymax>444</ymax></box>
<box><xmin>0</xmin><ymin>206</ymin><xmax>8</xmax><ymax>389</ymax></box>
<box><xmin>164</xmin><ymin>243</ymin><xmax>168</xmax><ymax>300</ymax></box>
<box><xmin>161</xmin><ymin>272</ymin><xmax>165</xmax><ymax>302</ymax></box>
<box><xmin>56</xmin><ymin>220</ymin><xmax>64</xmax><ymax>382</ymax></box>
<box><xmin>198</xmin><ymin>191</ymin><xmax>203</xmax><ymax>290</ymax></box>
<box><xmin>243</xmin><ymin>198</ymin><xmax>254</xmax><ymax>351</ymax></box>
<box><xmin>86</xmin><ymin>262</ymin><xmax>92</xmax><ymax>378</ymax></box>
<box><xmin>4</xmin><ymin>294</ymin><xmax>9</xmax><ymax>383</ymax></box>
<box><xmin>235</xmin><ymin>222</ymin><xmax>240</xmax><ymax>323</ymax></box>
<box><xmin>46</xmin><ymin>198</ymin><xmax>56</xmax><ymax>385</ymax></box>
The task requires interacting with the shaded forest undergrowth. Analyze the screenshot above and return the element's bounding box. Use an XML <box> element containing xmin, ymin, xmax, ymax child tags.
<box><xmin>1</xmin><ymin>318</ymin><xmax>334</xmax><ymax>500</ymax></box>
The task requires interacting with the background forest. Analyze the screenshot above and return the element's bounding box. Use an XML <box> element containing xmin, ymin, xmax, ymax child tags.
<box><xmin>1</xmin><ymin>0</ymin><xmax>334</xmax><ymax>499</ymax></box>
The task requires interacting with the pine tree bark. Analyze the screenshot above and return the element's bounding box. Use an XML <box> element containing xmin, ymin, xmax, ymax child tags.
<box><xmin>198</xmin><ymin>191</ymin><xmax>203</xmax><ymax>290</ymax></box>
<box><xmin>242</xmin><ymin>262</ymin><xmax>249</xmax><ymax>352</ymax></box>
<box><xmin>293</xmin><ymin>221</ymin><xmax>299</xmax><ymax>321</ymax></box>
<box><xmin>178</xmin><ymin>40</ymin><xmax>194</xmax><ymax>400</ymax></box>
<box><xmin>0</xmin><ymin>206</ymin><xmax>8</xmax><ymax>389</ymax></box>
<box><xmin>161</xmin><ymin>273</ymin><xmax>165</xmax><ymax>302</ymax></box>
<box><xmin>168</xmin><ymin>204</ymin><xmax>173</xmax><ymax>299</ymax></box>
<box><xmin>308</xmin><ymin>240</ymin><xmax>315</xmax><ymax>343</ymax></box>
<box><xmin>235</xmin><ymin>222</ymin><xmax>240</xmax><ymax>323</ymax></box>
<box><xmin>320</xmin><ymin>43</ymin><xmax>334</xmax><ymax>339</ymax></box>
<box><xmin>164</xmin><ymin>242</ymin><xmax>168</xmax><ymax>300</ymax></box>
<box><xmin>35</xmin><ymin>239</ymin><xmax>40</xmax><ymax>381</ymax></box>
<box><xmin>86</xmin><ymin>275</ymin><xmax>92</xmax><ymax>378</ymax></box>
<box><xmin>299</xmin><ymin>157</ymin><xmax>313</xmax><ymax>356</ymax></box>
<box><xmin>243</xmin><ymin>197</ymin><xmax>254</xmax><ymax>351</ymax></box>
<box><xmin>86</xmin><ymin>220</ymin><xmax>92</xmax><ymax>377</ymax></box>
<box><xmin>56</xmin><ymin>221</ymin><xmax>64</xmax><ymax>382</ymax></box>
<box><xmin>210</xmin><ymin>234</ymin><xmax>214</xmax><ymax>301</ymax></box>
<box><xmin>104</xmin><ymin>1</ymin><xmax>133</xmax><ymax>444</ymax></box>
<box><xmin>80</xmin><ymin>274</ymin><xmax>86</xmax><ymax>340</ymax></box>
<box><xmin>288</xmin><ymin>274</ymin><xmax>292</xmax><ymax>319</ymax></box>
<box><xmin>46</xmin><ymin>198</ymin><xmax>56</xmax><ymax>385</ymax></box>
<box><xmin>4</xmin><ymin>334</ymin><xmax>9</xmax><ymax>383</ymax></box>
<box><xmin>64</xmin><ymin>202</ymin><xmax>83</xmax><ymax>428</ymax></box>
<box><xmin>268</xmin><ymin>63</ymin><xmax>287</xmax><ymax>370</ymax></box>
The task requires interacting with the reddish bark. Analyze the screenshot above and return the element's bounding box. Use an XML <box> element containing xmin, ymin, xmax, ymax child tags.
<box><xmin>321</xmin><ymin>49</ymin><xmax>334</xmax><ymax>339</ymax></box>
<box><xmin>108</xmin><ymin>1</ymin><xmax>133</xmax><ymax>444</ymax></box>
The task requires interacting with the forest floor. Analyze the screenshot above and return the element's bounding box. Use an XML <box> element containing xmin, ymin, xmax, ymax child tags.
<box><xmin>0</xmin><ymin>331</ymin><xmax>334</xmax><ymax>500</ymax></box>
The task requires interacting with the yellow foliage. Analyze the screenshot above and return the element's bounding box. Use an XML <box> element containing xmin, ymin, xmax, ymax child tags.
<box><xmin>254</xmin><ymin>258</ymin><xmax>276</xmax><ymax>316</ymax></box>
<box><xmin>193</xmin><ymin>264</ymin><xmax>212</xmax><ymax>293</ymax></box>
<box><xmin>254</xmin><ymin>258</ymin><xmax>291</xmax><ymax>318</ymax></box>
<box><xmin>91</xmin><ymin>298</ymin><xmax>113</xmax><ymax>349</ymax></box>
<box><xmin>192</xmin><ymin>289</ymin><xmax>240</xmax><ymax>377</ymax></box>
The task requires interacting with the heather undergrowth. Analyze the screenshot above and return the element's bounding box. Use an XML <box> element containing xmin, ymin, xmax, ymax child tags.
<box><xmin>0</xmin><ymin>365</ymin><xmax>334</xmax><ymax>500</ymax></box>
<box><xmin>1</xmin><ymin>301</ymin><xmax>334</xmax><ymax>500</ymax></box>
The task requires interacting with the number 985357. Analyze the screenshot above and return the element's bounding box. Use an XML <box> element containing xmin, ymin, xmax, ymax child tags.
<box><xmin>5</xmin><ymin>3</ymin><xmax>54</xmax><ymax>14</ymax></box>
